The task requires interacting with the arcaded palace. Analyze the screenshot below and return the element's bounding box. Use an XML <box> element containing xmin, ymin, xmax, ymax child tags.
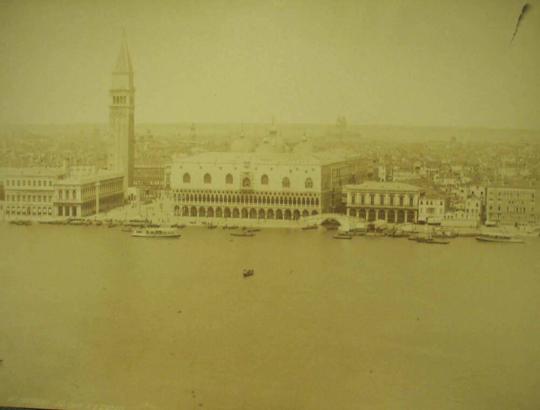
<box><xmin>169</xmin><ymin>151</ymin><xmax>360</xmax><ymax>221</ymax></box>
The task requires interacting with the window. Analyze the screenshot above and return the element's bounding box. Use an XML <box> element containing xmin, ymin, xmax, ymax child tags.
<box><xmin>261</xmin><ymin>174</ymin><xmax>269</xmax><ymax>185</ymax></box>
<box><xmin>226</xmin><ymin>174</ymin><xmax>233</xmax><ymax>184</ymax></box>
<box><xmin>305</xmin><ymin>178</ymin><xmax>313</xmax><ymax>189</ymax></box>
<box><xmin>282</xmin><ymin>177</ymin><xmax>290</xmax><ymax>189</ymax></box>
<box><xmin>203</xmin><ymin>173</ymin><xmax>212</xmax><ymax>184</ymax></box>
<box><xmin>183</xmin><ymin>173</ymin><xmax>191</xmax><ymax>183</ymax></box>
<box><xmin>243</xmin><ymin>177</ymin><xmax>251</xmax><ymax>188</ymax></box>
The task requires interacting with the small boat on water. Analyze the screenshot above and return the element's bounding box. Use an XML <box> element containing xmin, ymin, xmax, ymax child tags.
<box><xmin>132</xmin><ymin>227</ymin><xmax>181</xmax><ymax>238</ymax></box>
<box><xmin>416</xmin><ymin>237</ymin><xmax>450</xmax><ymax>245</ymax></box>
<box><xmin>476</xmin><ymin>233</ymin><xmax>524</xmax><ymax>243</ymax></box>
<box><xmin>244</xmin><ymin>227</ymin><xmax>261</xmax><ymax>233</ymax></box>
<box><xmin>230</xmin><ymin>231</ymin><xmax>255</xmax><ymax>237</ymax></box>
<box><xmin>333</xmin><ymin>233</ymin><xmax>353</xmax><ymax>239</ymax></box>
<box><xmin>302</xmin><ymin>224</ymin><xmax>318</xmax><ymax>230</ymax></box>
<box><xmin>365</xmin><ymin>231</ymin><xmax>385</xmax><ymax>237</ymax></box>
<box><xmin>207</xmin><ymin>224</ymin><xmax>218</xmax><ymax>229</ymax></box>
<box><xmin>9</xmin><ymin>220</ymin><xmax>32</xmax><ymax>226</ymax></box>
<box><xmin>243</xmin><ymin>268</ymin><xmax>254</xmax><ymax>278</ymax></box>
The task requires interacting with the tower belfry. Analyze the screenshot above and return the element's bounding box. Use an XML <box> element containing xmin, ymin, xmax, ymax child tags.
<box><xmin>109</xmin><ymin>33</ymin><xmax>135</xmax><ymax>193</ymax></box>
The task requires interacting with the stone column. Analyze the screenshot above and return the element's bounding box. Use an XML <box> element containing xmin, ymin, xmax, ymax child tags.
<box><xmin>95</xmin><ymin>182</ymin><xmax>100</xmax><ymax>214</ymax></box>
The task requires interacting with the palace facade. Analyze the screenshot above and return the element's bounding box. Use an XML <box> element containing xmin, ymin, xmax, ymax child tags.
<box><xmin>343</xmin><ymin>182</ymin><xmax>422</xmax><ymax>223</ymax></box>
<box><xmin>169</xmin><ymin>152</ymin><xmax>359</xmax><ymax>221</ymax></box>
<box><xmin>54</xmin><ymin>171</ymin><xmax>124</xmax><ymax>218</ymax></box>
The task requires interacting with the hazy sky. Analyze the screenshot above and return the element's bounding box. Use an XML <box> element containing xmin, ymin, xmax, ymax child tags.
<box><xmin>0</xmin><ymin>0</ymin><xmax>539</xmax><ymax>128</ymax></box>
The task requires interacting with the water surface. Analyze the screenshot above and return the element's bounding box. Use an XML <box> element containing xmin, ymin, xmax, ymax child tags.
<box><xmin>1</xmin><ymin>224</ymin><xmax>539</xmax><ymax>409</ymax></box>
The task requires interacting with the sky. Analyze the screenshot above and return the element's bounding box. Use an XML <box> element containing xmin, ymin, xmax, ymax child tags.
<box><xmin>0</xmin><ymin>0</ymin><xmax>539</xmax><ymax>129</ymax></box>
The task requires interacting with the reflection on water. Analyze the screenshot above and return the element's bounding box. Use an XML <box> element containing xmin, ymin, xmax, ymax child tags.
<box><xmin>1</xmin><ymin>224</ymin><xmax>540</xmax><ymax>410</ymax></box>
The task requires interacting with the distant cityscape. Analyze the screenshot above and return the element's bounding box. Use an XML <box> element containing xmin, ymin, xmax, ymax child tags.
<box><xmin>1</xmin><ymin>36</ymin><xmax>539</xmax><ymax>235</ymax></box>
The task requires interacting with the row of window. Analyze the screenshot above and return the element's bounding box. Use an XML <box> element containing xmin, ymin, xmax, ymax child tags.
<box><xmin>349</xmin><ymin>193</ymin><xmax>415</xmax><ymax>207</ymax></box>
<box><xmin>6</xmin><ymin>206</ymin><xmax>53</xmax><ymax>216</ymax></box>
<box><xmin>420</xmin><ymin>200</ymin><xmax>444</xmax><ymax>206</ymax></box>
<box><xmin>182</xmin><ymin>173</ymin><xmax>314</xmax><ymax>189</ymax></box>
<box><xmin>6</xmin><ymin>194</ymin><xmax>53</xmax><ymax>203</ymax></box>
<box><xmin>488</xmin><ymin>192</ymin><xmax>535</xmax><ymax>199</ymax></box>
<box><xmin>112</xmin><ymin>95</ymin><xmax>128</xmax><ymax>104</ymax></box>
<box><xmin>58</xmin><ymin>189</ymin><xmax>78</xmax><ymax>201</ymax></box>
<box><xmin>5</xmin><ymin>179</ymin><xmax>53</xmax><ymax>187</ymax></box>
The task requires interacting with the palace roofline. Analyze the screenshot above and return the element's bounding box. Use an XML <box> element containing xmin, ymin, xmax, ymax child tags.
<box><xmin>174</xmin><ymin>152</ymin><xmax>356</xmax><ymax>166</ymax></box>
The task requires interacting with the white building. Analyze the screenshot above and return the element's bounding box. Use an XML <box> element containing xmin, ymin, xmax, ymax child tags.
<box><xmin>2</xmin><ymin>168</ymin><xmax>64</xmax><ymax>220</ymax></box>
<box><xmin>343</xmin><ymin>181</ymin><xmax>422</xmax><ymax>223</ymax></box>
<box><xmin>53</xmin><ymin>172</ymin><xmax>124</xmax><ymax>218</ymax></box>
<box><xmin>418</xmin><ymin>195</ymin><xmax>446</xmax><ymax>224</ymax></box>
<box><xmin>1</xmin><ymin>167</ymin><xmax>124</xmax><ymax>220</ymax></box>
<box><xmin>169</xmin><ymin>152</ymin><xmax>358</xmax><ymax>221</ymax></box>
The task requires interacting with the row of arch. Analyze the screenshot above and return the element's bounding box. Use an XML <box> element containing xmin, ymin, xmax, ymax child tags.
<box><xmin>183</xmin><ymin>173</ymin><xmax>314</xmax><ymax>189</ymax></box>
<box><xmin>350</xmin><ymin>192</ymin><xmax>417</xmax><ymax>207</ymax></box>
<box><xmin>174</xmin><ymin>206</ymin><xmax>319</xmax><ymax>220</ymax></box>
<box><xmin>349</xmin><ymin>208</ymin><xmax>416</xmax><ymax>223</ymax></box>
<box><xmin>174</xmin><ymin>192</ymin><xmax>320</xmax><ymax>207</ymax></box>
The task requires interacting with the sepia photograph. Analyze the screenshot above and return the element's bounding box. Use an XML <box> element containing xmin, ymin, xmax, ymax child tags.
<box><xmin>0</xmin><ymin>0</ymin><xmax>539</xmax><ymax>409</ymax></box>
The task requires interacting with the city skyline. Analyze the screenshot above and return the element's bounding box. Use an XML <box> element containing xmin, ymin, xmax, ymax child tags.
<box><xmin>1</xmin><ymin>0</ymin><xmax>539</xmax><ymax>129</ymax></box>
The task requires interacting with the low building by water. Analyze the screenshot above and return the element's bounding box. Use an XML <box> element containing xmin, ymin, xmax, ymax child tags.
<box><xmin>54</xmin><ymin>171</ymin><xmax>124</xmax><ymax>218</ymax></box>
<box><xmin>486</xmin><ymin>186</ymin><xmax>536</xmax><ymax>226</ymax></box>
<box><xmin>1</xmin><ymin>167</ymin><xmax>124</xmax><ymax>219</ymax></box>
<box><xmin>343</xmin><ymin>181</ymin><xmax>422</xmax><ymax>223</ymax></box>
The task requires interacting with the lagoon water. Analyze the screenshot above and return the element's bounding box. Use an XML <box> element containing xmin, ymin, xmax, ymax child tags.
<box><xmin>1</xmin><ymin>223</ymin><xmax>540</xmax><ymax>410</ymax></box>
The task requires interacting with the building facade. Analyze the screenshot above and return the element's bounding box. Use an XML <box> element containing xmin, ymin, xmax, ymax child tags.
<box><xmin>418</xmin><ymin>195</ymin><xmax>446</xmax><ymax>224</ymax></box>
<box><xmin>443</xmin><ymin>197</ymin><xmax>482</xmax><ymax>227</ymax></box>
<box><xmin>109</xmin><ymin>35</ymin><xmax>135</xmax><ymax>192</ymax></box>
<box><xmin>343</xmin><ymin>182</ymin><xmax>422</xmax><ymax>223</ymax></box>
<box><xmin>1</xmin><ymin>168</ymin><xmax>124</xmax><ymax>219</ymax></box>
<box><xmin>486</xmin><ymin>187</ymin><xmax>536</xmax><ymax>226</ymax></box>
<box><xmin>133</xmin><ymin>165</ymin><xmax>166</xmax><ymax>200</ymax></box>
<box><xmin>53</xmin><ymin>173</ymin><xmax>124</xmax><ymax>218</ymax></box>
<box><xmin>169</xmin><ymin>152</ymin><xmax>355</xmax><ymax>221</ymax></box>
<box><xmin>2</xmin><ymin>168</ymin><xmax>64</xmax><ymax>220</ymax></box>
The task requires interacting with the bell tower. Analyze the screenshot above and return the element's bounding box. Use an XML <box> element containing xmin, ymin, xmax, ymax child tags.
<box><xmin>109</xmin><ymin>33</ymin><xmax>135</xmax><ymax>192</ymax></box>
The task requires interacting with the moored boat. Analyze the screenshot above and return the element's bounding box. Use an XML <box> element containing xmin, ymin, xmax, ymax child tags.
<box><xmin>243</xmin><ymin>268</ymin><xmax>254</xmax><ymax>278</ymax></box>
<box><xmin>9</xmin><ymin>220</ymin><xmax>32</xmax><ymax>226</ymax></box>
<box><xmin>476</xmin><ymin>233</ymin><xmax>524</xmax><ymax>243</ymax></box>
<box><xmin>230</xmin><ymin>231</ymin><xmax>255</xmax><ymax>237</ymax></box>
<box><xmin>132</xmin><ymin>227</ymin><xmax>181</xmax><ymax>238</ymax></box>
<box><xmin>302</xmin><ymin>224</ymin><xmax>318</xmax><ymax>230</ymax></box>
<box><xmin>416</xmin><ymin>237</ymin><xmax>450</xmax><ymax>245</ymax></box>
<box><xmin>333</xmin><ymin>233</ymin><xmax>353</xmax><ymax>239</ymax></box>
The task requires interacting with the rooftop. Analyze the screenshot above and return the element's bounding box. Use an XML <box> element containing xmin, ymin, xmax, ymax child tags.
<box><xmin>0</xmin><ymin>167</ymin><xmax>65</xmax><ymax>178</ymax></box>
<box><xmin>174</xmin><ymin>152</ymin><xmax>353</xmax><ymax>166</ymax></box>
<box><xmin>344</xmin><ymin>181</ymin><xmax>422</xmax><ymax>192</ymax></box>
<box><xmin>56</xmin><ymin>171</ymin><xmax>124</xmax><ymax>185</ymax></box>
